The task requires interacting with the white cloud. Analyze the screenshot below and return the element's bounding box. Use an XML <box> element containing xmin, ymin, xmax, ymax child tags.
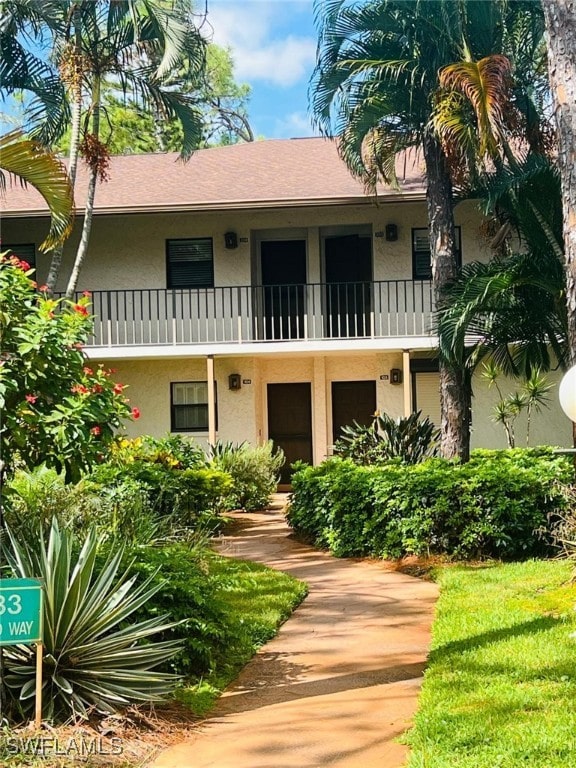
<box><xmin>206</xmin><ymin>3</ymin><xmax>316</xmax><ymax>87</ymax></box>
<box><xmin>274</xmin><ymin>110</ymin><xmax>318</xmax><ymax>138</ymax></box>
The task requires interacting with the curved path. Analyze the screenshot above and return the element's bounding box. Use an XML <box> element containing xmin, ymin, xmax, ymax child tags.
<box><xmin>151</xmin><ymin>500</ymin><xmax>438</xmax><ymax>768</ymax></box>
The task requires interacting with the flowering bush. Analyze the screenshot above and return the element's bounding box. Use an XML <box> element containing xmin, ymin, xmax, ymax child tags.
<box><xmin>0</xmin><ymin>252</ymin><xmax>137</xmax><ymax>479</ymax></box>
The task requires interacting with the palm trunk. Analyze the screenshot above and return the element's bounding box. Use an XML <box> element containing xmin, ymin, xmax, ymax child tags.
<box><xmin>47</xmin><ymin>5</ymin><xmax>83</xmax><ymax>291</ymax></box>
<box><xmin>65</xmin><ymin>76</ymin><xmax>101</xmax><ymax>297</ymax></box>
<box><xmin>542</xmin><ymin>0</ymin><xmax>576</xmax><ymax>369</ymax></box>
<box><xmin>423</xmin><ymin>132</ymin><xmax>471</xmax><ymax>461</ymax></box>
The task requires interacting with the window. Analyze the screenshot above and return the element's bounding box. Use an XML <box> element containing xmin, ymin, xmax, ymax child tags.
<box><xmin>3</xmin><ymin>243</ymin><xmax>36</xmax><ymax>268</ymax></box>
<box><xmin>171</xmin><ymin>381</ymin><xmax>216</xmax><ymax>432</ymax></box>
<box><xmin>166</xmin><ymin>238</ymin><xmax>213</xmax><ymax>289</ymax></box>
<box><xmin>411</xmin><ymin>228</ymin><xmax>461</xmax><ymax>280</ymax></box>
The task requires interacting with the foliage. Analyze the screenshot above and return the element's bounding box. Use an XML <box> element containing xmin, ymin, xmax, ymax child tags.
<box><xmin>89</xmin><ymin>435</ymin><xmax>232</xmax><ymax>526</ymax></box>
<box><xmin>288</xmin><ymin>449</ymin><xmax>572</xmax><ymax>560</ymax></box>
<box><xmin>406</xmin><ymin>559</ymin><xmax>576</xmax><ymax>768</ymax></box>
<box><xmin>1</xmin><ymin>519</ymin><xmax>182</xmax><ymax>722</ymax></box>
<box><xmin>334</xmin><ymin>411</ymin><xmax>439</xmax><ymax>465</ymax></box>
<box><xmin>481</xmin><ymin>362</ymin><xmax>553</xmax><ymax>447</ymax></box>
<box><xmin>0</xmin><ymin>255</ymin><xmax>135</xmax><ymax>480</ymax></box>
<box><xmin>211</xmin><ymin>440</ymin><xmax>285</xmax><ymax>512</ymax></box>
<box><xmin>0</xmin><ymin>130</ymin><xmax>73</xmax><ymax>250</ymax></box>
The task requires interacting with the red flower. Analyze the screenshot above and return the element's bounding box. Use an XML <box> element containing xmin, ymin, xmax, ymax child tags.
<box><xmin>113</xmin><ymin>383</ymin><xmax>125</xmax><ymax>395</ymax></box>
<box><xmin>82</xmin><ymin>291</ymin><xmax>92</xmax><ymax>298</ymax></box>
<box><xmin>90</xmin><ymin>425</ymin><xmax>101</xmax><ymax>436</ymax></box>
<box><xmin>73</xmin><ymin>304</ymin><xmax>89</xmax><ymax>316</ymax></box>
<box><xmin>71</xmin><ymin>384</ymin><xmax>89</xmax><ymax>395</ymax></box>
<box><xmin>25</xmin><ymin>394</ymin><xmax>38</xmax><ymax>404</ymax></box>
<box><xmin>92</xmin><ymin>384</ymin><xmax>103</xmax><ymax>393</ymax></box>
<box><xmin>131</xmin><ymin>407</ymin><xmax>140</xmax><ymax>420</ymax></box>
<box><xmin>38</xmin><ymin>284</ymin><xmax>49</xmax><ymax>292</ymax></box>
<box><xmin>83</xmin><ymin>366</ymin><xmax>93</xmax><ymax>375</ymax></box>
<box><xmin>18</xmin><ymin>260</ymin><xmax>31</xmax><ymax>271</ymax></box>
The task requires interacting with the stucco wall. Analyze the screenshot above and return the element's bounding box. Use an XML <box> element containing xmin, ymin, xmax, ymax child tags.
<box><xmin>3</xmin><ymin>199</ymin><xmax>490</xmax><ymax>293</ymax></box>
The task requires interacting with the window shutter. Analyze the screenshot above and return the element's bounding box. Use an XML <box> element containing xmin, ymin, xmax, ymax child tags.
<box><xmin>412</xmin><ymin>228</ymin><xmax>461</xmax><ymax>280</ymax></box>
<box><xmin>167</xmin><ymin>239</ymin><xmax>213</xmax><ymax>289</ymax></box>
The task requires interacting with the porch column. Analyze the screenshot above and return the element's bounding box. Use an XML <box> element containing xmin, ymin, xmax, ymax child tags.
<box><xmin>206</xmin><ymin>355</ymin><xmax>217</xmax><ymax>445</ymax></box>
<box><xmin>313</xmin><ymin>356</ymin><xmax>328</xmax><ymax>464</ymax></box>
<box><xmin>402</xmin><ymin>349</ymin><xmax>412</xmax><ymax>417</ymax></box>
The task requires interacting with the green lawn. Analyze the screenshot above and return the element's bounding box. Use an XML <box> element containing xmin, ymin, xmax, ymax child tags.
<box><xmin>177</xmin><ymin>552</ymin><xmax>308</xmax><ymax>715</ymax></box>
<box><xmin>406</xmin><ymin>559</ymin><xmax>576</xmax><ymax>767</ymax></box>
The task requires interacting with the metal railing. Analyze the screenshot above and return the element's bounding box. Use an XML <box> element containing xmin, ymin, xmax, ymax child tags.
<box><xmin>72</xmin><ymin>280</ymin><xmax>434</xmax><ymax>347</ymax></box>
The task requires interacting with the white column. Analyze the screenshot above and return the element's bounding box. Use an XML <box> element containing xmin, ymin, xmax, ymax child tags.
<box><xmin>313</xmin><ymin>356</ymin><xmax>328</xmax><ymax>464</ymax></box>
<box><xmin>206</xmin><ymin>355</ymin><xmax>216</xmax><ymax>445</ymax></box>
<box><xmin>403</xmin><ymin>349</ymin><xmax>412</xmax><ymax>417</ymax></box>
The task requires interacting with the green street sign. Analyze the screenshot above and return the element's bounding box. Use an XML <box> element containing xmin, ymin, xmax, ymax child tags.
<box><xmin>0</xmin><ymin>578</ymin><xmax>43</xmax><ymax>646</ymax></box>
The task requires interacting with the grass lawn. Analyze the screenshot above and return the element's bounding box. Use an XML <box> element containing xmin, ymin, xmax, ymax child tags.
<box><xmin>406</xmin><ymin>559</ymin><xmax>576</xmax><ymax>767</ymax></box>
<box><xmin>177</xmin><ymin>552</ymin><xmax>308</xmax><ymax>716</ymax></box>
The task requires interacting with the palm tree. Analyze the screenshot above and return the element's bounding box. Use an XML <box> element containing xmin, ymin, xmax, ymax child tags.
<box><xmin>38</xmin><ymin>0</ymin><xmax>206</xmax><ymax>295</ymax></box>
<box><xmin>541</xmin><ymin>0</ymin><xmax>576</xmax><ymax>370</ymax></box>
<box><xmin>310</xmin><ymin>0</ymin><xmax>543</xmax><ymax>460</ymax></box>
<box><xmin>0</xmin><ymin>130</ymin><xmax>73</xmax><ymax>250</ymax></box>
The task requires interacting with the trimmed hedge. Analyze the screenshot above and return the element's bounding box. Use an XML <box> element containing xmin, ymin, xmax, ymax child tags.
<box><xmin>287</xmin><ymin>449</ymin><xmax>573</xmax><ymax>560</ymax></box>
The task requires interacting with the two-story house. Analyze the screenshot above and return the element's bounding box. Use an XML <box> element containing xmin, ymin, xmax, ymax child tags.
<box><xmin>2</xmin><ymin>137</ymin><xmax>569</xmax><ymax>479</ymax></box>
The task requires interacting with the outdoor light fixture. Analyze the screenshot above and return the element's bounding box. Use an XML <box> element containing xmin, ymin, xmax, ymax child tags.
<box><xmin>228</xmin><ymin>373</ymin><xmax>241</xmax><ymax>391</ymax></box>
<box><xmin>559</xmin><ymin>364</ymin><xmax>576</xmax><ymax>422</ymax></box>
<box><xmin>224</xmin><ymin>231</ymin><xmax>238</xmax><ymax>249</ymax></box>
<box><xmin>390</xmin><ymin>368</ymin><xmax>403</xmax><ymax>385</ymax></box>
<box><xmin>385</xmin><ymin>224</ymin><xmax>398</xmax><ymax>242</ymax></box>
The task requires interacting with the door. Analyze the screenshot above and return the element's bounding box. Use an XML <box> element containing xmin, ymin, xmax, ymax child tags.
<box><xmin>267</xmin><ymin>383</ymin><xmax>313</xmax><ymax>484</ymax></box>
<box><xmin>261</xmin><ymin>241</ymin><xmax>307</xmax><ymax>340</ymax></box>
<box><xmin>325</xmin><ymin>235</ymin><xmax>372</xmax><ymax>337</ymax></box>
<box><xmin>332</xmin><ymin>380</ymin><xmax>377</xmax><ymax>443</ymax></box>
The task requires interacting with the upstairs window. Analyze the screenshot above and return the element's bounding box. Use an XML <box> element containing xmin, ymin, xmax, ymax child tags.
<box><xmin>171</xmin><ymin>381</ymin><xmax>216</xmax><ymax>432</ymax></box>
<box><xmin>412</xmin><ymin>228</ymin><xmax>461</xmax><ymax>280</ymax></box>
<box><xmin>166</xmin><ymin>238</ymin><xmax>213</xmax><ymax>289</ymax></box>
<box><xmin>3</xmin><ymin>243</ymin><xmax>36</xmax><ymax>268</ymax></box>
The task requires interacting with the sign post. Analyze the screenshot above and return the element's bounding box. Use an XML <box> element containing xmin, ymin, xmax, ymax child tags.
<box><xmin>0</xmin><ymin>578</ymin><xmax>44</xmax><ymax>727</ymax></box>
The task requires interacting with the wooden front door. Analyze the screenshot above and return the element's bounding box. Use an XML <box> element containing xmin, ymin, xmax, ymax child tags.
<box><xmin>331</xmin><ymin>380</ymin><xmax>377</xmax><ymax>443</ymax></box>
<box><xmin>325</xmin><ymin>235</ymin><xmax>372</xmax><ymax>337</ymax></box>
<box><xmin>267</xmin><ymin>383</ymin><xmax>313</xmax><ymax>484</ymax></box>
<box><xmin>261</xmin><ymin>241</ymin><xmax>307</xmax><ymax>340</ymax></box>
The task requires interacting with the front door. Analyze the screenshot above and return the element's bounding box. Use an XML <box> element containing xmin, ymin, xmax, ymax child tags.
<box><xmin>325</xmin><ymin>235</ymin><xmax>372</xmax><ymax>337</ymax></box>
<box><xmin>267</xmin><ymin>383</ymin><xmax>313</xmax><ymax>484</ymax></box>
<box><xmin>332</xmin><ymin>380</ymin><xmax>377</xmax><ymax>444</ymax></box>
<box><xmin>261</xmin><ymin>241</ymin><xmax>307</xmax><ymax>340</ymax></box>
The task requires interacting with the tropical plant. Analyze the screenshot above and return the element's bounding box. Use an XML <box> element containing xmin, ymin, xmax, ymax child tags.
<box><xmin>0</xmin><ymin>254</ymin><xmax>137</xmax><ymax>480</ymax></box>
<box><xmin>1</xmin><ymin>519</ymin><xmax>182</xmax><ymax>721</ymax></box>
<box><xmin>541</xmin><ymin>0</ymin><xmax>576</xmax><ymax>373</ymax></box>
<box><xmin>311</xmin><ymin>0</ymin><xmax>544</xmax><ymax>462</ymax></box>
<box><xmin>0</xmin><ymin>130</ymin><xmax>73</xmax><ymax>250</ymax></box>
<box><xmin>11</xmin><ymin>0</ymin><xmax>208</xmax><ymax>294</ymax></box>
<box><xmin>210</xmin><ymin>440</ymin><xmax>285</xmax><ymax>512</ymax></box>
<box><xmin>334</xmin><ymin>411</ymin><xmax>439</xmax><ymax>465</ymax></box>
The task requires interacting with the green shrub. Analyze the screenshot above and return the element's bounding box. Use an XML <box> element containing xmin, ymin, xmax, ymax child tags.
<box><xmin>211</xmin><ymin>440</ymin><xmax>285</xmax><ymax>511</ymax></box>
<box><xmin>1</xmin><ymin>519</ymin><xmax>182</xmax><ymax>722</ymax></box>
<box><xmin>334</xmin><ymin>410</ymin><xmax>439</xmax><ymax>465</ymax></box>
<box><xmin>288</xmin><ymin>449</ymin><xmax>573</xmax><ymax>560</ymax></box>
<box><xmin>126</xmin><ymin>542</ymin><xmax>229</xmax><ymax>677</ymax></box>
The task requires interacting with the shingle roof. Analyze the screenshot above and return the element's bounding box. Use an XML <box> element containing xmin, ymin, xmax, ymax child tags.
<box><xmin>1</xmin><ymin>136</ymin><xmax>426</xmax><ymax>217</ymax></box>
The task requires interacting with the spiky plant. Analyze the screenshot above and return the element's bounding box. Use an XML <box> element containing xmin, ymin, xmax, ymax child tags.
<box><xmin>1</xmin><ymin>519</ymin><xmax>182</xmax><ymax>722</ymax></box>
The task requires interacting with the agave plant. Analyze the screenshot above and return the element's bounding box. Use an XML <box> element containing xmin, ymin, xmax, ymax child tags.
<box><xmin>334</xmin><ymin>411</ymin><xmax>439</xmax><ymax>466</ymax></box>
<box><xmin>1</xmin><ymin>519</ymin><xmax>182</xmax><ymax>721</ymax></box>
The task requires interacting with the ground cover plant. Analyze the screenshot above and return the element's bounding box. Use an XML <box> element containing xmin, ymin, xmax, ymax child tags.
<box><xmin>405</xmin><ymin>559</ymin><xmax>576</xmax><ymax>767</ymax></box>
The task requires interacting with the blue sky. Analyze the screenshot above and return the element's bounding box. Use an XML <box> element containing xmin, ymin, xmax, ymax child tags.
<box><xmin>206</xmin><ymin>0</ymin><xmax>321</xmax><ymax>139</ymax></box>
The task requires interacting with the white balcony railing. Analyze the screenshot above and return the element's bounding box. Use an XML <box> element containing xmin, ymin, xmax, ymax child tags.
<box><xmin>75</xmin><ymin>280</ymin><xmax>434</xmax><ymax>347</ymax></box>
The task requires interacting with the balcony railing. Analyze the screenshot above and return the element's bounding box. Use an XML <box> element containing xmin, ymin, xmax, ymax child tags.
<box><xmin>77</xmin><ymin>280</ymin><xmax>434</xmax><ymax>347</ymax></box>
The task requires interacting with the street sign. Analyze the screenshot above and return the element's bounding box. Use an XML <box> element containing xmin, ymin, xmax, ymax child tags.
<box><xmin>0</xmin><ymin>578</ymin><xmax>43</xmax><ymax>647</ymax></box>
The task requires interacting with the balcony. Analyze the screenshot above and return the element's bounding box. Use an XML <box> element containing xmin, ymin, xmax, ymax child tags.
<box><xmin>81</xmin><ymin>280</ymin><xmax>434</xmax><ymax>348</ymax></box>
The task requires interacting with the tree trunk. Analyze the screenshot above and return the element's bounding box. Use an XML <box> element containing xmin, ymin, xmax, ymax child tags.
<box><xmin>423</xmin><ymin>132</ymin><xmax>471</xmax><ymax>461</ymax></box>
<box><xmin>47</xmin><ymin>5</ymin><xmax>83</xmax><ymax>291</ymax></box>
<box><xmin>542</xmin><ymin>0</ymin><xmax>576</xmax><ymax>368</ymax></box>
<box><xmin>65</xmin><ymin>76</ymin><xmax>101</xmax><ymax>297</ymax></box>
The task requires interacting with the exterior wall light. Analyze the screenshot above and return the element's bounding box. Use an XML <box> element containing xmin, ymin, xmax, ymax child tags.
<box><xmin>228</xmin><ymin>373</ymin><xmax>241</xmax><ymax>391</ymax></box>
<box><xmin>224</xmin><ymin>231</ymin><xmax>238</xmax><ymax>249</ymax></box>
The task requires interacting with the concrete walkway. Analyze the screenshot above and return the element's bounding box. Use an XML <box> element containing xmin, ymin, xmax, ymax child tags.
<box><xmin>151</xmin><ymin>500</ymin><xmax>438</xmax><ymax>768</ymax></box>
